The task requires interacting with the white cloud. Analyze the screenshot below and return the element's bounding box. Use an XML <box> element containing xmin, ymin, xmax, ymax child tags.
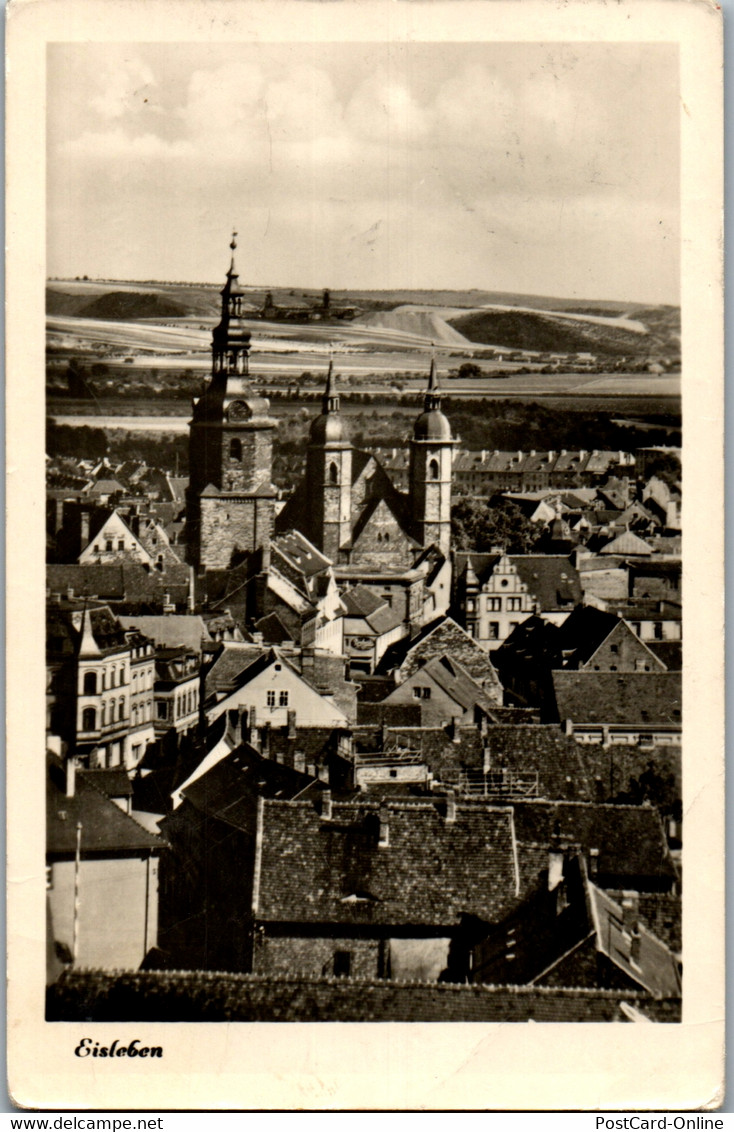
<box><xmin>88</xmin><ymin>56</ymin><xmax>157</xmax><ymax>121</ymax></box>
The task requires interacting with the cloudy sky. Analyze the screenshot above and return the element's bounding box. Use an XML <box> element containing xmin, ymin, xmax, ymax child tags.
<box><xmin>47</xmin><ymin>41</ymin><xmax>679</xmax><ymax>303</ymax></box>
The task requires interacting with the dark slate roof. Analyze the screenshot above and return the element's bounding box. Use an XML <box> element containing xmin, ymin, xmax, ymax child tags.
<box><xmin>254</xmin><ymin>611</ymin><xmax>296</xmax><ymax>644</ymax></box>
<box><xmin>342</xmin><ymin>585</ymin><xmax>388</xmax><ymax>618</ymax></box>
<box><xmin>47</xmin><ymin>759</ymin><xmax>162</xmax><ymax>855</ymax></box>
<box><xmin>509</xmin><ymin>555</ymin><xmax>582</xmax><ymax>611</ymax></box>
<box><xmin>179</xmin><ymin>745</ymin><xmax>321</xmax><ymax>834</ymax></box>
<box><xmin>646</xmin><ymin>642</ymin><xmax>682</xmax><ymax>671</ymax></box>
<box><xmin>551</xmin><ymin>672</ymin><xmax>682</xmax><ymax>726</ymax></box>
<box><xmin>554</xmin><ymin>604</ymin><xmax>619</xmax><ymax>663</ymax></box>
<box><xmin>272</xmin><ymin>530</ymin><xmax>331</xmax><ymax>579</ymax></box>
<box><xmin>77</xmin><ymin>769</ymin><xmax>133</xmax><ymax>798</ymax></box>
<box><xmin>204</xmin><ymin>643</ymin><xmax>270</xmax><ymax>698</ymax></box>
<box><xmin>511</xmin><ymin>800</ymin><xmax>677</xmax><ymax>886</ymax></box>
<box><xmin>356</xmin><ymin>702</ymin><xmax>422</xmax><ymax>727</ymax></box>
<box><xmin>255</xmin><ymin>799</ymin><xmax>519</xmax><ymax>926</ymax></box>
<box><xmin>417</xmin><ymin>655</ymin><xmax>495</xmax><ymax>713</ymax></box>
<box><xmin>453</xmin><ymin>552</ymin><xmax>502</xmax><ymax>586</ymax></box>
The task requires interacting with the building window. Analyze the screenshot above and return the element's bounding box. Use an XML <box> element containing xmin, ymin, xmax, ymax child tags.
<box><xmin>118</xmin><ymin>696</ymin><xmax>126</xmax><ymax>720</ymax></box>
<box><xmin>508</xmin><ymin>597</ymin><xmax>522</xmax><ymax>612</ymax></box>
<box><xmin>329</xmin><ymin>462</ymin><xmax>338</xmax><ymax>484</ymax></box>
<box><xmin>81</xmin><ymin>707</ymin><xmax>96</xmax><ymax>732</ymax></box>
<box><xmin>229</xmin><ymin>438</ymin><xmax>242</xmax><ymax>461</ymax></box>
<box><xmin>279</xmin><ymin>690</ymin><xmax>289</xmax><ymax>707</ymax></box>
<box><xmin>118</xmin><ymin>539</ymin><xmax>125</xmax><ymax>551</ymax></box>
<box><xmin>488</xmin><ymin>597</ymin><xmax>501</xmax><ymax>612</ymax></box>
<box><xmin>413</xmin><ymin>686</ymin><xmax>431</xmax><ymax>699</ymax></box>
<box><xmin>610</xmin><ymin>643</ymin><xmax>619</xmax><ymax>654</ymax></box>
<box><xmin>267</xmin><ymin>690</ymin><xmax>276</xmax><ymax>708</ymax></box>
<box><xmin>466</xmin><ymin>599</ymin><xmax>475</xmax><ymax>613</ymax></box>
<box><xmin>83</xmin><ymin>671</ymin><xmax>97</xmax><ymax>695</ymax></box>
<box><xmin>106</xmin><ymin>539</ymin><xmax>113</xmax><ymax>552</ymax></box>
<box><xmin>157</xmin><ymin>701</ymin><xmax>168</xmax><ymax>720</ymax></box>
<box><xmin>429</xmin><ymin>459</ymin><xmax>439</xmax><ymax>480</ymax></box>
<box><xmin>489</xmin><ymin>622</ymin><xmax>500</xmax><ymax>640</ymax></box>
<box><xmin>333</xmin><ymin>951</ymin><xmax>352</xmax><ymax>977</ymax></box>
<box><xmin>654</xmin><ymin>622</ymin><xmax>664</xmax><ymax>640</ymax></box>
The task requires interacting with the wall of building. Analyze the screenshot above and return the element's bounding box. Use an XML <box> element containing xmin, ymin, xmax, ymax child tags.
<box><xmin>200</xmin><ymin>495</ymin><xmax>274</xmax><ymax>569</ymax></box>
<box><xmin>48</xmin><ymin>853</ymin><xmax>159</xmax><ymax>971</ymax></box>
<box><xmin>253</xmin><ymin>933</ymin><xmax>381</xmax><ymax>979</ymax></box>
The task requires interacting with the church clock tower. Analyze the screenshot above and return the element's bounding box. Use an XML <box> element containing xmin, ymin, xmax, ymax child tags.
<box><xmin>186</xmin><ymin>233</ymin><xmax>278</xmax><ymax>571</ymax></box>
<box><xmin>305</xmin><ymin>361</ymin><xmax>352</xmax><ymax>561</ymax></box>
<box><xmin>409</xmin><ymin>358</ymin><xmax>456</xmax><ymax>556</ymax></box>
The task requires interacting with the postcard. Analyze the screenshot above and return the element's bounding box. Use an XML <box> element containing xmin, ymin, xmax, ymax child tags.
<box><xmin>6</xmin><ymin>0</ymin><xmax>725</xmax><ymax>1111</ymax></box>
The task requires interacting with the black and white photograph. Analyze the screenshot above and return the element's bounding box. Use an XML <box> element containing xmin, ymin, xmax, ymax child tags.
<box><xmin>6</xmin><ymin>0</ymin><xmax>724</xmax><ymax>1111</ymax></box>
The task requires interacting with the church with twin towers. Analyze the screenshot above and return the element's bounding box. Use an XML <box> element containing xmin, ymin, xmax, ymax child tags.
<box><xmin>185</xmin><ymin>235</ymin><xmax>456</xmax><ymax>629</ymax></box>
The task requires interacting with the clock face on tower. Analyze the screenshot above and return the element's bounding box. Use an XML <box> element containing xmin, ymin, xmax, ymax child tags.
<box><xmin>227</xmin><ymin>399</ymin><xmax>254</xmax><ymax>422</ymax></box>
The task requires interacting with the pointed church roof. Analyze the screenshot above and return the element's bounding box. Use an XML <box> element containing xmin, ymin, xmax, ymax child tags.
<box><xmin>309</xmin><ymin>360</ymin><xmax>349</xmax><ymax>445</ymax></box>
<box><xmin>413</xmin><ymin>355</ymin><xmax>453</xmax><ymax>442</ymax></box>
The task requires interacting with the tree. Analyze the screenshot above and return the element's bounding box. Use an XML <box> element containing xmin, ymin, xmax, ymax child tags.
<box><xmin>457</xmin><ymin>362</ymin><xmax>482</xmax><ymax>379</ymax></box>
<box><xmin>451</xmin><ymin>496</ymin><xmax>538</xmax><ymax>554</ymax></box>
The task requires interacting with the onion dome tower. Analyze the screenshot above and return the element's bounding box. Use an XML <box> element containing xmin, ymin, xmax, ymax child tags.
<box><xmin>186</xmin><ymin>233</ymin><xmax>278</xmax><ymax>571</ymax></box>
<box><xmin>305</xmin><ymin>360</ymin><xmax>352</xmax><ymax>560</ymax></box>
<box><xmin>409</xmin><ymin>357</ymin><xmax>456</xmax><ymax>555</ymax></box>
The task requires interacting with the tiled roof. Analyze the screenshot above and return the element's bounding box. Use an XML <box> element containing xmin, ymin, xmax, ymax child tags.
<box><xmin>480</xmin><ymin>724</ymin><xmax>600</xmax><ymax>801</ymax></box>
<box><xmin>47</xmin><ymin>564</ymin><xmax>127</xmax><ymax>600</ymax></box>
<box><xmin>551</xmin><ymin>671</ymin><xmax>682</xmax><ymax>726</ymax></box>
<box><xmin>509</xmin><ymin>555</ymin><xmax>582</xmax><ymax>611</ymax></box>
<box><xmin>49</xmin><ymin>969</ymin><xmax>681</xmax><ymax>1023</ymax></box>
<box><xmin>378</xmin><ymin>616</ymin><xmax>503</xmax><ymax>699</ymax></box>
<box><xmin>47</xmin><ymin>759</ymin><xmax>163</xmax><ymax>855</ymax></box>
<box><xmin>266</xmin><ymin>726</ymin><xmax>346</xmax><ymax>765</ymax></box>
<box><xmin>600</xmin><ymin>530</ymin><xmax>653</xmax><ymax>556</ymax></box>
<box><xmin>255</xmin><ymin>798</ymin><xmax>519</xmax><ymax>926</ymax></box>
<box><xmin>554</xmin><ymin>604</ymin><xmax>621</xmax><ymax>665</ymax></box>
<box><xmin>453</xmin><ymin>553</ymin><xmax>502</xmax><ymax>586</ymax></box>
<box><xmin>511</xmin><ymin>800</ymin><xmax>677</xmax><ymax>887</ymax></box>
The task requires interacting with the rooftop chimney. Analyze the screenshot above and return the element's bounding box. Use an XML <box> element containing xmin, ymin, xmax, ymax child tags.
<box><xmin>378</xmin><ymin>805</ymin><xmax>390</xmax><ymax>848</ymax></box>
<box><xmin>321</xmin><ymin>789</ymin><xmax>333</xmax><ymax>821</ymax></box>
<box><xmin>287</xmin><ymin>709</ymin><xmax>297</xmax><ymax>739</ymax></box>
<box><xmin>589</xmin><ymin>846</ymin><xmax>600</xmax><ymax>877</ymax></box>
<box><xmin>621</xmin><ymin>892</ymin><xmax>639</xmax><ymax>935</ymax></box>
<box><xmin>629</xmin><ymin>927</ymin><xmax>642</xmax><ymax>965</ymax></box>
<box><xmin>562</xmin><ymin>718</ymin><xmax>574</xmax><ymax>736</ymax></box>
<box><xmin>65</xmin><ymin>756</ymin><xmax>77</xmax><ymax>798</ymax></box>
<box><xmin>294</xmin><ymin>750</ymin><xmax>305</xmax><ymax>773</ymax></box>
<box><xmin>449</xmin><ymin>715</ymin><xmax>462</xmax><ymax>743</ymax></box>
<box><xmin>248</xmin><ymin>706</ymin><xmax>258</xmax><ymax>749</ymax></box>
<box><xmin>80</xmin><ymin>511</ymin><xmax>90</xmax><ymax>548</ymax></box>
<box><xmin>445</xmin><ymin>789</ymin><xmax>457</xmax><ymax>824</ymax></box>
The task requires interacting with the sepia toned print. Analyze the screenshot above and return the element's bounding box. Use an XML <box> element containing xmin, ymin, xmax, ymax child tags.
<box><xmin>7</xmin><ymin>0</ymin><xmax>724</xmax><ymax>1110</ymax></box>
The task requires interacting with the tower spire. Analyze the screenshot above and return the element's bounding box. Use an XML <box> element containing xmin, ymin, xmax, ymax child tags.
<box><xmin>228</xmin><ymin>229</ymin><xmax>238</xmax><ymax>277</ymax></box>
<box><xmin>322</xmin><ymin>358</ymin><xmax>339</xmax><ymax>414</ymax></box>
<box><xmin>424</xmin><ymin>351</ymin><xmax>441</xmax><ymax>412</ymax></box>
